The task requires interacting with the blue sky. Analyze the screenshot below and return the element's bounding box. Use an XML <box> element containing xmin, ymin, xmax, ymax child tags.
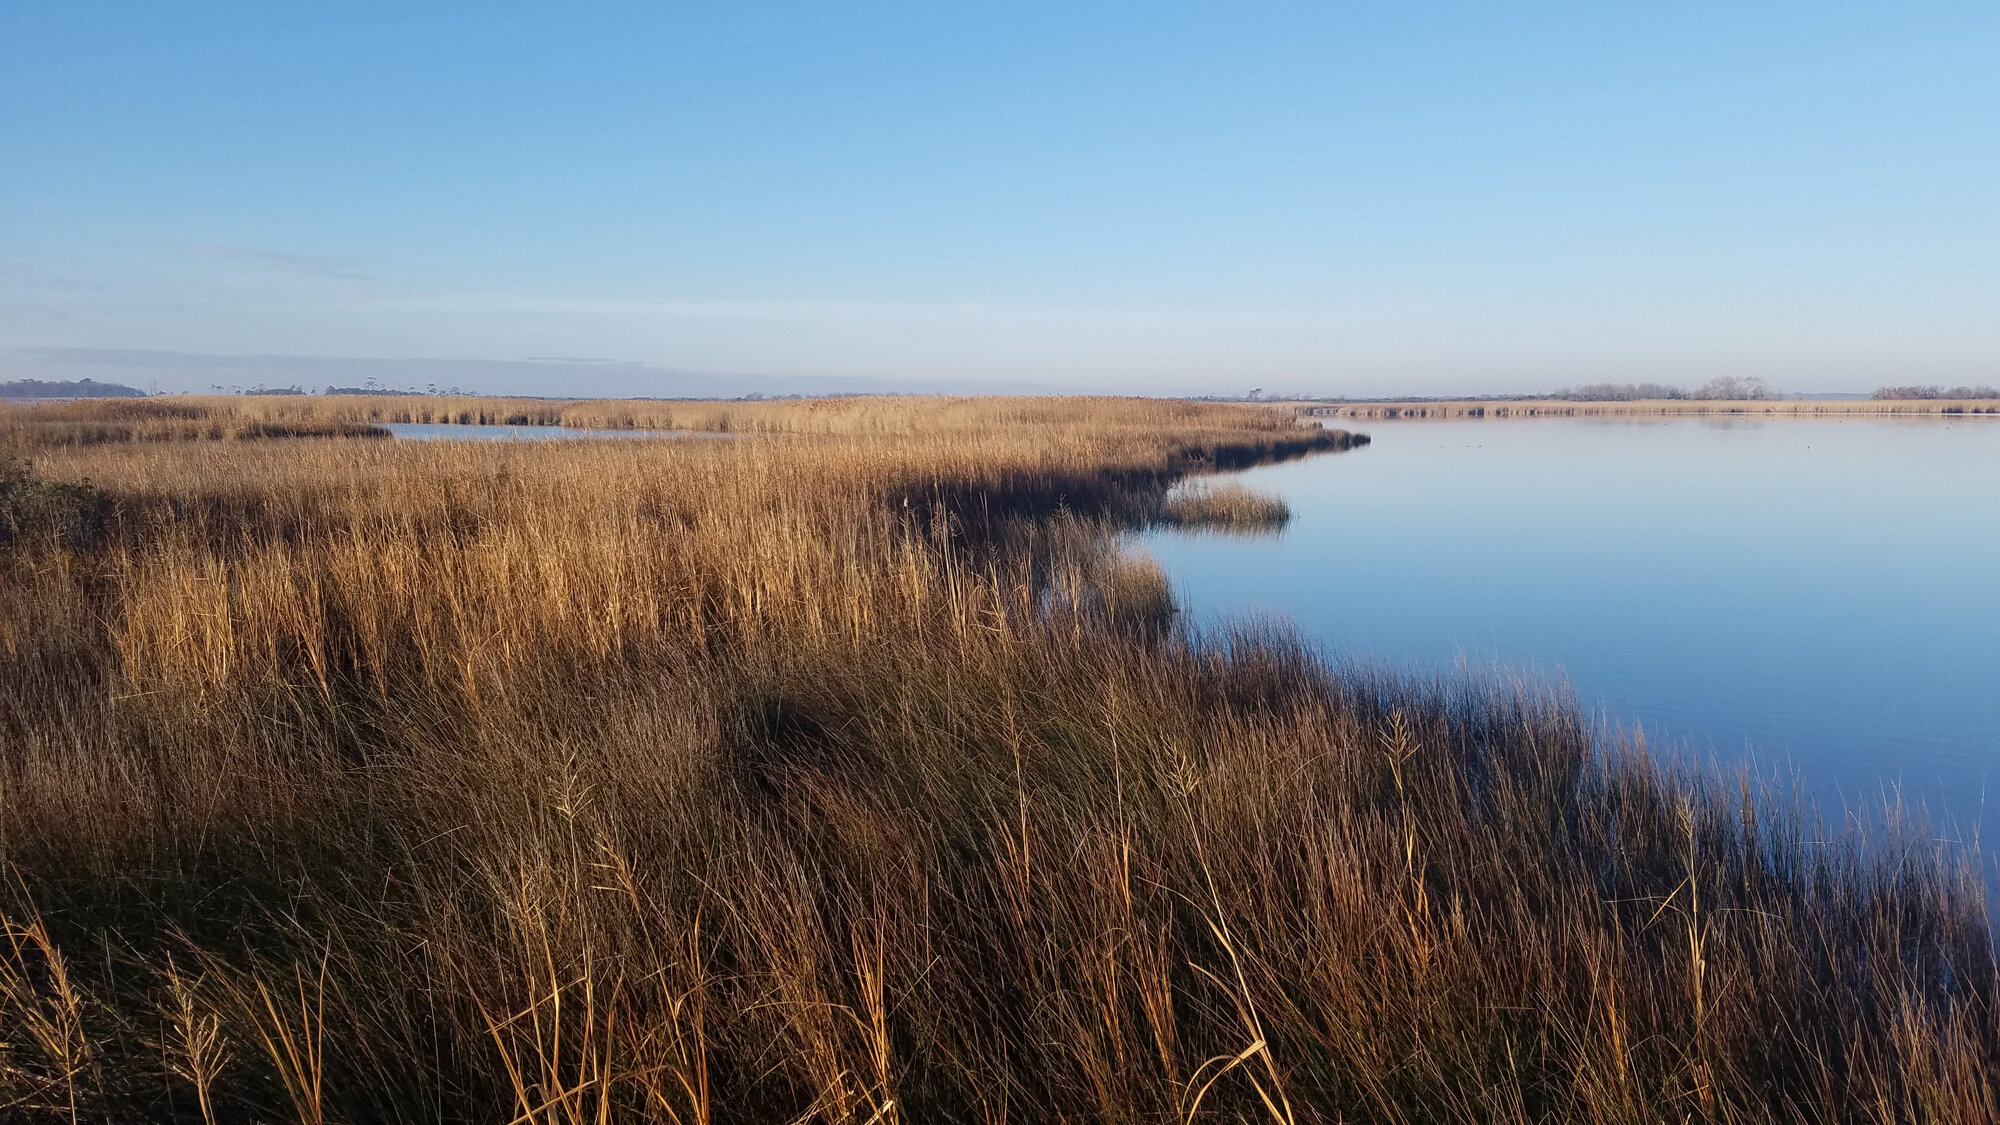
<box><xmin>3</xmin><ymin>3</ymin><xmax>1996</xmax><ymax>395</ymax></box>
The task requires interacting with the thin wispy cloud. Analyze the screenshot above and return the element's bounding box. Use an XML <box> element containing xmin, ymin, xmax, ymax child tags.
<box><xmin>373</xmin><ymin>293</ymin><xmax>1445</xmax><ymax>331</ymax></box>
<box><xmin>187</xmin><ymin>243</ymin><xmax>375</xmax><ymax>282</ymax></box>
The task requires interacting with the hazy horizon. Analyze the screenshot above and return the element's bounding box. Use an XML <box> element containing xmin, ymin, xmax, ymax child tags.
<box><xmin>0</xmin><ymin>345</ymin><xmax>1910</xmax><ymax>401</ymax></box>
<box><xmin>5</xmin><ymin>4</ymin><xmax>1997</xmax><ymax>397</ymax></box>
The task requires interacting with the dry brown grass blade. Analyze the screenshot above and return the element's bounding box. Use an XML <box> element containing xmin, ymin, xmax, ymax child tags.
<box><xmin>244</xmin><ymin>961</ymin><xmax>329</xmax><ymax>1125</ymax></box>
<box><xmin>0</xmin><ymin>891</ymin><xmax>93</xmax><ymax>1123</ymax></box>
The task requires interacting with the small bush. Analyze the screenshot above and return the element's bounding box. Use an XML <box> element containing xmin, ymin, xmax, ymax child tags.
<box><xmin>1692</xmin><ymin>376</ymin><xmax>1778</xmax><ymax>401</ymax></box>
<box><xmin>0</xmin><ymin>457</ymin><xmax>110</xmax><ymax>551</ymax></box>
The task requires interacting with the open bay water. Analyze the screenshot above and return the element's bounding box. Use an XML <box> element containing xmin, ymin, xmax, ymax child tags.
<box><xmin>1138</xmin><ymin>417</ymin><xmax>2000</xmax><ymax>833</ymax></box>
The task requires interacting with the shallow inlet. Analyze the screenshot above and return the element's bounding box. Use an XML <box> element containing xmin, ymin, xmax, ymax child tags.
<box><xmin>1138</xmin><ymin>414</ymin><xmax>2000</xmax><ymax>834</ymax></box>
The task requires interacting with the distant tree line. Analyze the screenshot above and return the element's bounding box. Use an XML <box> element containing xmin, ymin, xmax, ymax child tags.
<box><xmin>1551</xmin><ymin>376</ymin><xmax>1778</xmax><ymax>402</ymax></box>
<box><xmin>197</xmin><ymin>384</ymin><xmax>480</xmax><ymax>396</ymax></box>
<box><xmin>1551</xmin><ymin>382</ymin><xmax>1688</xmax><ymax>401</ymax></box>
<box><xmin>0</xmin><ymin>377</ymin><xmax>148</xmax><ymax>399</ymax></box>
<box><xmin>1873</xmin><ymin>384</ymin><xmax>2000</xmax><ymax>400</ymax></box>
<box><xmin>319</xmin><ymin>382</ymin><xmax>476</xmax><ymax>396</ymax></box>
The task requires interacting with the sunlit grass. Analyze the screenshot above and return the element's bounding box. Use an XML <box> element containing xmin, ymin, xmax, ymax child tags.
<box><xmin>1159</xmin><ymin>482</ymin><xmax>1291</xmax><ymax>532</ymax></box>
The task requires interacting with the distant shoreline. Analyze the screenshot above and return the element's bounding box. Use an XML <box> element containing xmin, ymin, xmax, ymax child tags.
<box><xmin>1299</xmin><ymin>397</ymin><xmax>2000</xmax><ymax>420</ymax></box>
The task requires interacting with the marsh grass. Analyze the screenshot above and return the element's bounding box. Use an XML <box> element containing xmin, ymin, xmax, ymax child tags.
<box><xmin>0</xmin><ymin>396</ymin><xmax>1994</xmax><ymax>1122</ymax></box>
<box><xmin>2</xmin><ymin>398</ymin><xmax>390</xmax><ymax>451</ymax></box>
<box><xmin>1158</xmin><ymin>483</ymin><xmax>1292</xmax><ymax>532</ymax></box>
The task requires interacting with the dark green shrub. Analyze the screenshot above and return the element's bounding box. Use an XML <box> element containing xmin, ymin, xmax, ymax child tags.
<box><xmin>0</xmin><ymin>457</ymin><xmax>112</xmax><ymax>552</ymax></box>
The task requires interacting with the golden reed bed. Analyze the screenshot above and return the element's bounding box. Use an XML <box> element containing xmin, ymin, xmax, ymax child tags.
<box><xmin>5</xmin><ymin>392</ymin><xmax>1329</xmax><ymax>447</ymax></box>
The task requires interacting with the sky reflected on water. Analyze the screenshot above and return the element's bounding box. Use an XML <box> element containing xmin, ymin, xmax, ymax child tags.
<box><xmin>1138</xmin><ymin>417</ymin><xmax>2000</xmax><ymax>831</ymax></box>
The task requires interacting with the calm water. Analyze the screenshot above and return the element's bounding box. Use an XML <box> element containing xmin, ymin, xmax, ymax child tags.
<box><xmin>1138</xmin><ymin>417</ymin><xmax>2000</xmax><ymax>826</ymax></box>
<box><xmin>382</xmin><ymin>423</ymin><xmax>709</xmax><ymax>441</ymax></box>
